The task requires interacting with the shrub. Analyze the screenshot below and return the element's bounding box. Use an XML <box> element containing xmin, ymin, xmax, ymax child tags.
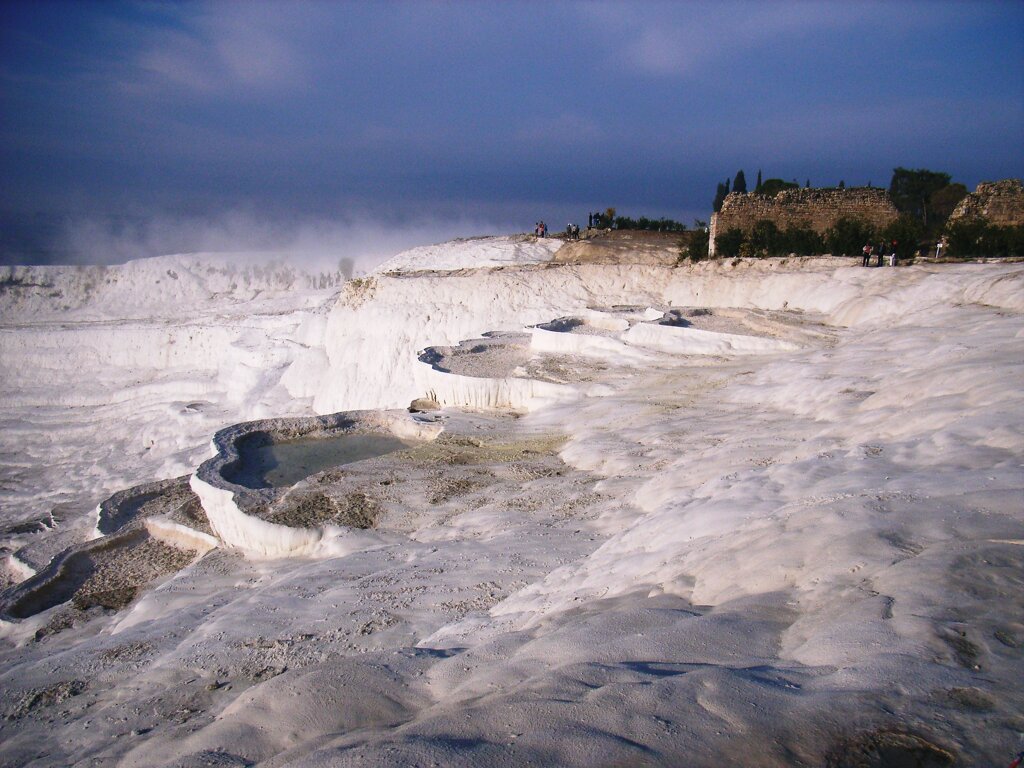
<box><xmin>685</xmin><ymin>228</ymin><xmax>710</xmax><ymax>261</ymax></box>
<box><xmin>781</xmin><ymin>223</ymin><xmax>824</xmax><ymax>255</ymax></box>
<box><xmin>737</xmin><ymin>219</ymin><xmax>825</xmax><ymax>257</ymax></box>
<box><xmin>615</xmin><ymin>216</ymin><xmax>687</xmax><ymax>232</ymax></box>
<box><xmin>946</xmin><ymin>219</ymin><xmax>1024</xmax><ymax>257</ymax></box>
<box><xmin>714</xmin><ymin>228</ymin><xmax>744</xmax><ymax>258</ymax></box>
<box><xmin>826</xmin><ymin>216</ymin><xmax>876</xmax><ymax>256</ymax></box>
<box><xmin>881</xmin><ymin>214</ymin><xmax>925</xmax><ymax>257</ymax></box>
<box><xmin>748</xmin><ymin>220</ymin><xmax>781</xmax><ymax>256</ymax></box>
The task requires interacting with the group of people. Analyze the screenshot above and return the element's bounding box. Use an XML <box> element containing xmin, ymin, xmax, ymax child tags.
<box><xmin>534</xmin><ymin>221</ymin><xmax>582</xmax><ymax>240</ymax></box>
<box><xmin>862</xmin><ymin>241</ymin><xmax>899</xmax><ymax>267</ymax></box>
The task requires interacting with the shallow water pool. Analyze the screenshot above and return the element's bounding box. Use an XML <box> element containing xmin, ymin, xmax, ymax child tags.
<box><xmin>232</xmin><ymin>432</ymin><xmax>415</xmax><ymax>489</ymax></box>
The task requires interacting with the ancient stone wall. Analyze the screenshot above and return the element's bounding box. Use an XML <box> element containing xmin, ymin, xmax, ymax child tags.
<box><xmin>708</xmin><ymin>188</ymin><xmax>898</xmax><ymax>256</ymax></box>
<box><xmin>947</xmin><ymin>179</ymin><xmax>1024</xmax><ymax>227</ymax></box>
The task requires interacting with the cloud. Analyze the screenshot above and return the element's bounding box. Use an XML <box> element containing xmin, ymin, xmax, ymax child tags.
<box><xmin>131</xmin><ymin>2</ymin><xmax>309</xmax><ymax>96</ymax></box>
<box><xmin>590</xmin><ymin>0</ymin><xmax>955</xmax><ymax>78</ymax></box>
<box><xmin>137</xmin><ymin>28</ymin><xmax>222</xmax><ymax>94</ymax></box>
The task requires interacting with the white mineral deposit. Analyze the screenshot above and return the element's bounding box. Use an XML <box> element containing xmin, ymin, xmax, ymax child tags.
<box><xmin>1</xmin><ymin>237</ymin><xmax>1021</xmax><ymax>767</ymax></box>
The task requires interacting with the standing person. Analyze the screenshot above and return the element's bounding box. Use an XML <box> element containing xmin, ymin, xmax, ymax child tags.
<box><xmin>877</xmin><ymin>241</ymin><xmax>885</xmax><ymax>267</ymax></box>
<box><xmin>862</xmin><ymin>243</ymin><xmax>871</xmax><ymax>267</ymax></box>
<box><xmin>935</xmin><ymin>240</ymin><xmax>944</xmax><ymax>258</ymax></box>
<box><xmin>889</xmin><ymin>240</ymin><xmax>898</xmax><ymax>267</ymax></box>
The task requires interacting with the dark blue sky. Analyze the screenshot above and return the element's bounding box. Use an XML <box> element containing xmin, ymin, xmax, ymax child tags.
<box><xmin>2</xmin><ymin>0</ymin><xmax>1022</xmax><ymax>264</ymax></box>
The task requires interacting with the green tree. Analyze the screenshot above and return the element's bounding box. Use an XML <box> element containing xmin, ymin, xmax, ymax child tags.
<box><xmin>826</xmin><ymin>216</ymin><xmax>875</xmax><ymax>256</ymax></box>
<box><xmin>712</xmin><ymin>179</ymin><xmax>730</xmax><ymax>212</ymax></box>
<box><xmin>755</xmin><ymin>169</ymin><xmax>763</xmax><ymax>193</ymax></box>
<box><xmin>945</xmin><ymin>219</ymin><xmax>987</xmax><ymax>256</ymax></box>
<box><xmin>881</xmin><ymin>214</ymin><xmax>925</xmax><ymax>256</ymax></box>
<box><xmin>733</xmin><ymin>170</ymin><xmax>747</xmax><ymax>194</ymax></box>
<box><xmin>888</xmin><ymin>167</ymin><xmax>952</xmax><ymax>228</ymax></box>
<box><xmin>838</xmin><ymin>180</ymin><xmax>845</xmax><ymax>189</ymax></box>
<box><xmin>928</xmin><ymin>183</ymin><xmax>968</xmax><ymax>224</ymax></box>
<box><xmin>757</xmin><ymin>178</ymin><xmax>799</xmax><ymax>197</ymax></box>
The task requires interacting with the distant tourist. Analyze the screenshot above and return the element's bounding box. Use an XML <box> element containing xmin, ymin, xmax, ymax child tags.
<box><xmin>877</xmin><ymin>242</ymin><xmax>886</xmax><ymax>267</ymax></box>
<box><xmin>889</xmin><ymin>240</ymin><xmax>898</xmax><ymax>267</ymax></box>
<box><xmin>935</xmin><ymin>240</ymin><xmax>944</xmax><ymax>258</ymax></box>
<box><xmin>862</xmin><ymin>243</ymin><xmax>871</xmax><ymax>267</ymax></box>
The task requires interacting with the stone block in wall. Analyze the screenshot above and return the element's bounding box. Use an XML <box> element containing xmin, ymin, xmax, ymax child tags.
<box><xmin>708</xmin><ymin>187</ymin><xmax>898</xmax><ymax>255</ymax></box>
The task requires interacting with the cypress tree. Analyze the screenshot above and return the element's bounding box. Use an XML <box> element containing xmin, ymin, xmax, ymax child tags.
<box><xmin>733</xmin><ymin>170</ymin><xmax>747</xmax><ymax>194</ymax></box>
<box><xmin>805</xmin><ymin>179</ymin><xmax>810</xmax><ymax>188</ymax></box>
<box><xmin>712</xmin><ymin>181</ymin><xmax>727</xmax><ymax>213</ymax></box>
<box><xmin>838</xmin><ymin>180</ymin><xmax>845</xmax><ymax>189</ymax></box>
<box><xmin>755</xmin><ymin>169</ymin><xmax>763</xmax><ymax>194</ymax></box>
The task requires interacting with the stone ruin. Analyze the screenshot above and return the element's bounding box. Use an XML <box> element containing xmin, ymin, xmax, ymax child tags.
<box><xmin>708</xmin><ymin>187</ymin><xmax>899</xmax><ymax>256</ymax></box>
<box><xmin>947</xmin><ymin>179</ymin><xmax>1024</xmax><ymax>228</ymax></box>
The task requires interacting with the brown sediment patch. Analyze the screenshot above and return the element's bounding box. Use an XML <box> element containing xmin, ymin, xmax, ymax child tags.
<box><xmin>428</xmin><ymin>470</ymin><xmax>494</xmax><ymax>504</ymax></box>
<box><xmin>98</xmin><ymin>640</ymin><xmax>154</xmax><ymax>664</ymax></box>
<box><xmin>2</xmin><ymin>528</ymin><xmax>198</xmax><ymax>620</ymax></box>
<box><xmin>266</xmin><ymin>490</ymin><xmax>383</xmax><ymax>530</ymax></box>
<box><xmin>522</xmin><ymin>352</ymin><xmax>609</xmax><ymax>384</ymax></box>
<box><xmin>552</xmin><ymin>230</ymin><xmax>683</xmax><ymax>265</ymax></box>
<box><xmin>940</xmin><ymin>686</ymin><xmax>996</xmax><ymax>712</ymax></box>
<box><xmin>5</xmin><ymin>679</ymin><xmax>87</xmax><ymax>721</ymax></box>
<box><xmin>405</xmin><ymin>433</ymin><xmax>566</xmax><ymax>467</ymax></box>
<box><xmin>935</xmin><ymin>621</ymin><xmax>984</xmax><ymax>671</ymax></box>
<box><xmin>825</xmin><ymin>729</ymin><xmax>955</xmax><ymax>768</ymax></box>
<box><xmin>71</xmin><ymin>535</ymin><xmax>196</xmax><ymax>611</ymax></box>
